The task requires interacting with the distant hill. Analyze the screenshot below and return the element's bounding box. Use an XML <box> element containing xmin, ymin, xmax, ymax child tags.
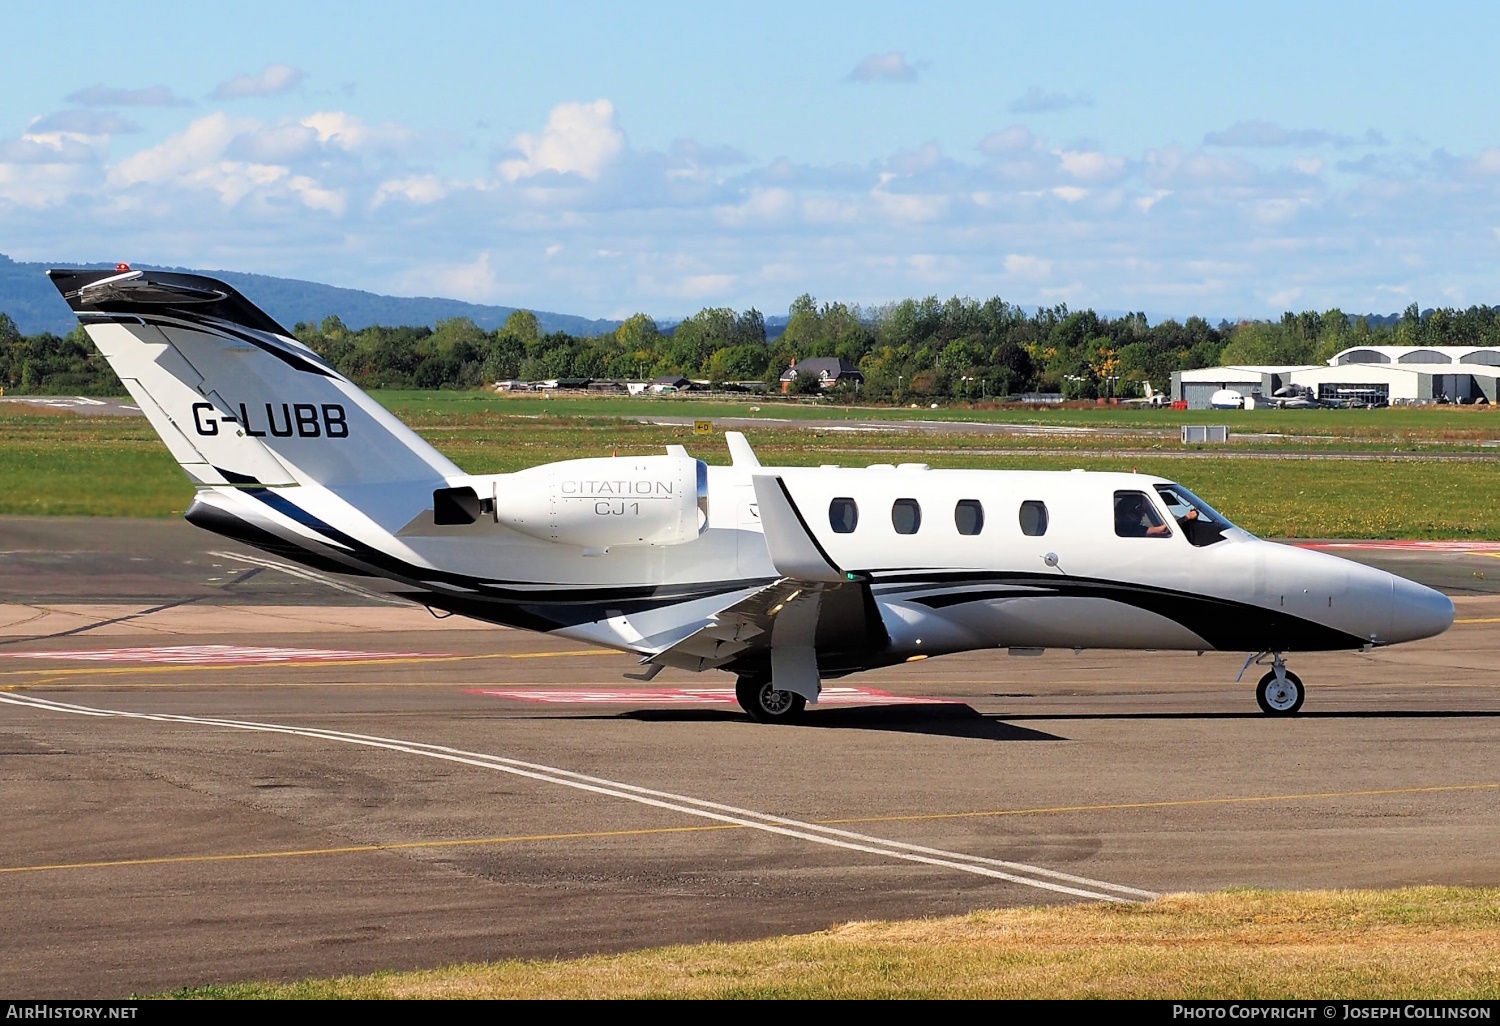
<box><xmin>0</xmin><ymin>253</ymin><xmax>623</xmax><ymax>338</ymax></box>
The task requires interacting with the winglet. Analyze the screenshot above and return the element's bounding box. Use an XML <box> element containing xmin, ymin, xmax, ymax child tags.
<box><xmin>725</xmin><ymin>431</ymin><xmax>760</xmax><ymax>470</ymax></box>
<box><xmin>750</xmin><ymin>474</ymin><xmax>847</xmax><ymax>583</ymax></box>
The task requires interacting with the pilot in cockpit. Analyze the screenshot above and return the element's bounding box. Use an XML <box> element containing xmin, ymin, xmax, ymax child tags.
<box><xmin>1114</xmin><ymin>492</ymin><xmax>1170</xmax><ymax>537</ymax></box>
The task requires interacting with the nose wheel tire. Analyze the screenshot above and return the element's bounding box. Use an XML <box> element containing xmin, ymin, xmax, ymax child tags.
<box><xmin>735</xmin><ymin>676</ymin><xmax>807</xmax><ymax>724</ymax></box>
<box><xmin>1256</xmin><ymin>669</ymin><xmax>1305</xmax><ymax>715</ymax></box>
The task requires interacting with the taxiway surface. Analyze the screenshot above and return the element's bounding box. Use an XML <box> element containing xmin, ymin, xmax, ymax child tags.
<box><xmin>1</xmin><ymin>517</ymin><xmax>1497</xmax><ymax>996</ymax></box>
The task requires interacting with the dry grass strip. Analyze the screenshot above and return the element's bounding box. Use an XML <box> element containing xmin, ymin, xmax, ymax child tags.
<box><xmin>169</xmin><ymin>887</ymin><xmax>1500</xmax><ymax>999</ymax></box>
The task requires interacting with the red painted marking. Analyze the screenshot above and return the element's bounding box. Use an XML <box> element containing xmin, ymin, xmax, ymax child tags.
<box><xmin>468</xmin><ymin>686</ymin><xmax>944</xmax><ymax>706</ymax></box>
<box><xmin>1294</xmin><ymin>540</ymin><xmax>1500</xmax><ymax>552</ymax></box>
<box><xmin>1</xmin><ymin>645</ymin><xmax>442</xmax><ymax>665</ymax></box>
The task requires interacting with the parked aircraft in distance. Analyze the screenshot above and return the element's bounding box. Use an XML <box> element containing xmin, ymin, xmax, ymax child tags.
<box><xmin>1121</xmin><ymin>381</ymin><xmax>1168</xmax><ymax>407</ymax></box>
<box><xmin>47</xmin><ymin>268</ymin><xmax>1455</xmax><ymax>721</ymax></box>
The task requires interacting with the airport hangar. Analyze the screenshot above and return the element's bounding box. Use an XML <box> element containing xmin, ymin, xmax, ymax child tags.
<box><xmin>1170</xmin><ymin>345</ymin><xmax>1500</xmax><ymax>409</ymax></box>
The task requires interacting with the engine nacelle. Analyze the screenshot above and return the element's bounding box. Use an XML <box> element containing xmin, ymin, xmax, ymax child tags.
<box><xmin>494</xmin><ymin>454</ymin><xmax>708</xmax><ymax>548</ymax></box>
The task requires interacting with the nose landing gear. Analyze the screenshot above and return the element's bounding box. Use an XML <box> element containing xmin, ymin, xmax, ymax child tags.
<box><xmin>1240</xmin><ymin>652</ymin><xmax>1306</xmax><ymax>715</ymax></box>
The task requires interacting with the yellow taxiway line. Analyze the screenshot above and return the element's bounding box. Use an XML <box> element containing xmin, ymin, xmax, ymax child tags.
<box><xmin>3</xmin><ymin>781</ymin><xmax>1494</xmax><ymax>877</ymax></box>
<box><xmin>0</xmin><ymin>648</ymin><xmax>618</xmax><ymax>690</ymax></box>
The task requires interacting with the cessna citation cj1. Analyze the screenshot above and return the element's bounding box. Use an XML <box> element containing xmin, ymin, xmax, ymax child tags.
<box><xmin>48</xmin><ymin>267</ymin><xmax>1455</xmax><ymax>722</ymax></box>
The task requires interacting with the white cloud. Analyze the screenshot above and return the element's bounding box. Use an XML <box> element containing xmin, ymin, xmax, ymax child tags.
<box><xmin>1135</xmin><ymin>189</ymin><xmax>1172</xmax><ymax>212</ymax></box>
<box><xmin>499</xmin><ymin>100</ymin><xmax>626</xmax><ymax>182</ymax></box>
<box><xmin>847</xmin><ymin>52</ymin><xmax>920</xmax><ymax>83</ymax></box>
<box><xmin>110</xmin><ymin>113</ymin><xmax>248</xmax><ymax>186</ymax></box>
<box><xmin>802</xmin><ymin>196</ymin><xmax>862</xmax><ymax>223</ymax></box>
<box><xmin>715</xmin><ymin>187</ymin><xmax>795</xmax><ymax>227</ymax></box>
<box><xmin>28</xmin><ymin>110</ymin><xmax>138</xmax><ymax>136</ymax></box>
<box><xmin>0</xmin><ymin>161</ymin><xmax>99</xmax><ymax>206</ymax></box>
<box><xmin>101</xmin><ymin>111</ymin><xmax>344</xmax><ymax>215</ymax></box>
<box><xmin>301</xmin><ymin>111</ymin><xmax>411</xmax><ymax>152</ymax></box>
<box><xmin>673</xmin><ymin>273</ymin><xmax>737</xmax><ymax>297</ymax></box>
<box><xmin>872</xmin><ymin>187</ymin><xmax>948</xmax><ymax>221</ymax></box>
<box><xmin>0</xmin><ymin>135</ymin><xmax>101</xmax><ymax>164</ymax></box>
<box><xmin>1004</xmin><ymin>254</ymin><xmax>1053</xmax><ymax>278</ymax></box>
<box><xmin>288</xmin><ymin>175</ymin><xmax>345</xmax><ymax>215</ymax></box>
<box><xmin>372</xmin><ymin>175</ymin><xmax>448</xmax><ymax>207</ymax></box>
<box><xmin>979</xmin><ymin>126</ymin><xmax>1037</xmax><ymax>155</ymax></box>
<box><xmin>886</xmin><ymin>142</ymin><xmax>943</xmax><ymax>176</ymax></box>
<box><xmin>397</xmin><ymin>251</ymin><xmax>501</xmax><ymax>303</ymax></box>
<box><xmin>12</xmin><ymin>91</ymin><xmax>1500</xmax><ymax>323</ymax></box>
<box><xmin>1057</xmin><ymin>149</ymin><xmax>1125</xmax><ymax>182</ymax></box>
<box><xmin>212</xmin><ymin>64</ymin><xmax>306</xmax><ymax>100</ymax></box>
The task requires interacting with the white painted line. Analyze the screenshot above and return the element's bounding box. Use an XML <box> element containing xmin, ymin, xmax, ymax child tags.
<box><xmin>0</xmin><ymin>691</ymin><xmax>1155</xmax><ymax>902</ymax></box>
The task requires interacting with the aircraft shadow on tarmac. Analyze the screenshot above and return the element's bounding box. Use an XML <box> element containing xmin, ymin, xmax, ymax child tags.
<box><xmin>989</xmin><ymin>709</ymin><xmax>1500</xmax><ymax>722</ymax></box>
<box><xmin>583</xmin><ymin>703</ymin><xmax>1069</xmax><ymax>741</ymax></box>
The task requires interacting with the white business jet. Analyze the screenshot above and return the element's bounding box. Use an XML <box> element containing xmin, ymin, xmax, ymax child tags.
<box><xmin>49</xmin><ymin>268</ymin><xmax>1454</xmax><ymax>721</ymax></box>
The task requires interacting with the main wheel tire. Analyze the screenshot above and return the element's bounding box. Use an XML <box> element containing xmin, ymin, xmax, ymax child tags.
<box><xmin>1256</xmin><ymin>669</ymin><xmax>1305</xmax><ymax>715</ymax></box>
<box><xmin>735</xmin><ymin>676</ymin><xmax>807</xmax><ymax>724</ymax></box>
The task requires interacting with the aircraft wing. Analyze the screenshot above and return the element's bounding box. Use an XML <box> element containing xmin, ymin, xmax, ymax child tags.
<box><xmin>639</xmin><ymin>474</ymin><xmax>887</xmax><ymax>686</ymax></box>
<box><xmin>645</xmin><ymin>578</ymin><xmax>816</xmax><ymax>672</ymax></box>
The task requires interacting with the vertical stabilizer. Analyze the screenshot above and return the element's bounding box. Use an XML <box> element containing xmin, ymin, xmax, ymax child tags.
<box><xmin>48</xmin><ymin>268</ymin><xmax>460</xmax><ymax>491</ymax></box>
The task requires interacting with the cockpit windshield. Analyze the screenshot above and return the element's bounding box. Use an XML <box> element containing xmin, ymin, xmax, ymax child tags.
<box><xmin>1153</xmin><ymin>484</ymin><xmax>1236</xmax><ymax>547</ymax></box>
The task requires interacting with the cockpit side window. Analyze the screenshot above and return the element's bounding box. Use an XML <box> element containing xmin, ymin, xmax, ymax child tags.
<box><xmin>1114</xmin><ymin>491</ymin><xmax>1171</xmax><ymax>538</ymax></box>
<box><xmin>1154</xmin><ymin>484</ymin><xmax>1230</xmax><ymax>546</ymax></box>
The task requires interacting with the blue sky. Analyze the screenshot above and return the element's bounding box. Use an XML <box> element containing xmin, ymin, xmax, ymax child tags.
<box><xmin>3</xmin><ymin>1</ymin><xmax>1499</xmax><ymax>320</ymax></box>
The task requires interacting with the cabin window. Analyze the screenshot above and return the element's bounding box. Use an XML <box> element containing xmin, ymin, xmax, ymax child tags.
<box><xmin>1018</xmin><ymin>501</ymin><xmax>1048</xmax><ymax>537</ymax></box>
<box><xmin>892</xmin><ymin>498</ymin><xmax>922</xmax><ymax>535</ymax></box>
<box><xmin>829</xmin><ymin>497</ymin><xmax>859</xmax><ymax>534</ymax></box>
<box><xmin>1114</xmin><ymin>491</ymin><xmax>1171</xmax><ymax>538</ymax></box>
<box><xmin>954</xmin><ymin>499</ymin><xmax>984</xmax><ymax>536</ymax></box>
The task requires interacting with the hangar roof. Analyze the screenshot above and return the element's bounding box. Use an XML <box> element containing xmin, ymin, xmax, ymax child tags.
<box><xmin>1329</xmin><ymin>345</ymin><xmax>1500</xmax><ymax>367</ymax></box>
<box><xmin>1177</xmin><ymin>365</ymin><xmax>1317</xmax><ymax>382</ymax></box>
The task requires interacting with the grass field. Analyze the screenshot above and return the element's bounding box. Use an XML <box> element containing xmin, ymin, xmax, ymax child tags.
<box><xmin>2</xmin><ymin>402</ymin><xmax>1497</xmax><ymax>537</ymax></box>
<box><xmin>165</xmin><ymin>888</ymin><xmax>1500</xmax><ymax>999</ymax></box>
<box><xmin>380</xmin><ymin>388</ymin><xmax>1500</xmax><ymax>439</ymax></box>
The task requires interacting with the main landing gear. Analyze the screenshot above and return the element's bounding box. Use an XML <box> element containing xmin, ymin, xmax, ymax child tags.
<box><xmin>735</xmin><ymin>674</ymin><xmax>807</xmax><ymax>724</ymax></box>
<box><xmin>1242</xmin><ymin>652</ymin><xmax>1305</xmax><ymax>715</ymax></box>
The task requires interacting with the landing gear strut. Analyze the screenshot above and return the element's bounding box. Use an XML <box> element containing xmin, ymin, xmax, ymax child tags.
<box><xmin>1253</xmin><ymin>654</ymin><xmax>1305</xmax><ymax>715</ymax></box>
<box><xmin>735</xmin><ymin>675</ymin><xmax>807</xmax><ymax>724</ymax></box>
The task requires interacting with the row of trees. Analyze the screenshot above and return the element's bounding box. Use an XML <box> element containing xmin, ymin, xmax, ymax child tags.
<box><xmin>5</xmin><ymin>300</ymin><xmax>1500</xmax><ymax>400</ymax></box>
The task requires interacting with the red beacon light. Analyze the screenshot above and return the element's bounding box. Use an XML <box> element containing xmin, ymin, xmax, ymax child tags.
<box><xmin>115</xmin><ymin>263</ymin><xmax>131</xmax><ymax>272</ymax></box>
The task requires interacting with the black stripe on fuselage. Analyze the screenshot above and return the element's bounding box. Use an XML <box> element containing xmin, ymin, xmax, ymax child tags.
<box><xmin>186</xmin><ymin>493</ymin><xmax>770</xmax><ymax>630</ymax></box>
<box><xmin>883</xmin><ymin>573</ymin><xmax>1368</xmax><ymax>652</ymax></box>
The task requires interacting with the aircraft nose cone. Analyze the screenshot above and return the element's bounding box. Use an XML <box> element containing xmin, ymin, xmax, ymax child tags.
<box><xmin>1388</xmin><ymin>576</ymin><xmax>1454</xmax><ymax>643</ymax></box>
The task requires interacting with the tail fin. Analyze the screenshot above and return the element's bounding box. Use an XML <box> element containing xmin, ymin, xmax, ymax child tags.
<box><xmin>49</xmin><ymin>268</ymin><xmax>459</xmax><ymax>490</ymax></box>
